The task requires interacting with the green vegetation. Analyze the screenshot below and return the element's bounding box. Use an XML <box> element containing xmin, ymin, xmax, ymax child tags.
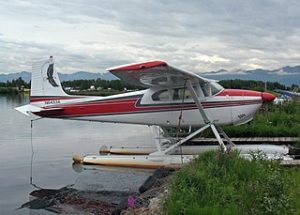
<box><xmin>166</xmin><ymin>150</ymin><xmax>300</xmax><ymax>215</ymax></box>
<box><xmin>67</xmin><ymin>89</ymin><xmax>125</xmax><ymax>96</ymax></box>
<box><xmin>61</xmin><ymin>79</ymin><xmax>137</xmax><ymax>91</ymax></box>
<box><xmin>219</xmin><ymin>79</ymin><xmax>291</xmax><ymax>92</ymax></box>
<box><xmin>0</xmin><ymin>87</ymin><xmax>19</xmax><ymax>94</ymax></box>
<box><xmin>0</xmin><ymin>77</ymin><xmax>30</xmax><ymax>94</ymax></box>
<box><xmin>62</xmin><ymin>79</ymin><xmax>139</xmax><ymax>96</ymax></box>
<box><xmin>168</xmin><ymin>101</ymin><xmax>300</xmax><ymax>138</ymax></box>
<box><xmin>223</xmin><ymin>101</ymin><xmax>300</xmax><ymax>137</ymax></box>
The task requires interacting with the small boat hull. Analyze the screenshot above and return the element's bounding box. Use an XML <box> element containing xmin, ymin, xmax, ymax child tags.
<box><xmin>73</xmin><ymin>154</ymin><xmax>195</xmax><ymax>169</ymax></box>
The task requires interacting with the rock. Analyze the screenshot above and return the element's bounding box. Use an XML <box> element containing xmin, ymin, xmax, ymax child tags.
<box><xmin>111</xmin><ymin>198</ymin><xmax>128</xmax><ymax>215</ymax></box>
<box><xmin>153</xmin><ymin>167</ymin><xmax>174</xmax><ymax>179</ymax></box>
<box><xmin>148</xmin><ymin>193</ymin><xmax>165</xmax><ymax>215</ymax></box>
<box><xmin>139</xmin><ymin>176</ymin><xmax>157</xmax><ymax>193</ymax></box>
<box><xmin>139</xmin><ymin>167</ymin><xmax>174</xmax><ymax>193</ymax></box>
<box><xmin>121</xmin><ymin>207</ymin><xmax>149</xmax><ymax>215</ymax></box>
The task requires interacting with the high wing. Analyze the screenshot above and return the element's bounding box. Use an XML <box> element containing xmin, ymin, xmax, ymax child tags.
<box><xmin>107</xmin><ymin>60</ymin><xmax>215</xmax><ymax>88</ymax></box>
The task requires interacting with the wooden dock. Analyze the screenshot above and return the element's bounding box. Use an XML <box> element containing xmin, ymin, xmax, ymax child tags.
<box><xmin>281</xmin><ymin>160</ymin><xmax>300</xmax><ymax>167</ymax></box>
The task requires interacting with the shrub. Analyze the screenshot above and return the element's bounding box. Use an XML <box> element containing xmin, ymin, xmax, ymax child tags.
<box><xmin>165</xmin><ymin>151</ymin><xmax>300</xmax><ymax>215</ymax></box>
<box><xmin>222</xmin><ymin>101</ymin><xmax>300</xmax><ymax>137</ymax></box>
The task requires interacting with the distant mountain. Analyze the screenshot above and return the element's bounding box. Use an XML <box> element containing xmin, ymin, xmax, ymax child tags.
<box><xmin>0</xmin><ymin>71</ymin><xmax>117</xmax><ymax>83</ymax></box>
<box><xmin>0</xmin><ymin>71</ymin><xmax>32</xmax><ymax>83</ymax></box>
<box><xmin>201</xmin><ymin>65</ymin><xmax>300</xmax><ymax>86</ymax></box>
<box><xmin>1</xmin><ymin>65</ymin><xmax>300</xmax><ymax>85</ymax></box>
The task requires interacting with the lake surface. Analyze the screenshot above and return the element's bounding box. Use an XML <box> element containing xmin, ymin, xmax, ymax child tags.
<box><xmin>0</xmin><ymin>95</ymin><xmax>154</xmax><ymax>214</ymax></box>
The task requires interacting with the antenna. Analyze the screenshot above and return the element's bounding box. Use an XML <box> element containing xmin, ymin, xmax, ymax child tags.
<box><xmin>264</xmin><ymin>81</ymin><xmax>267</xmax><ymax>92</ymax></box>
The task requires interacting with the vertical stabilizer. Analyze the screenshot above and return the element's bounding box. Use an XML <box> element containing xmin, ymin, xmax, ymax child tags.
<box><xmin>31</xmin><ymin>56</ymin><xmax>68</xmax><ymax>97</ymax></box>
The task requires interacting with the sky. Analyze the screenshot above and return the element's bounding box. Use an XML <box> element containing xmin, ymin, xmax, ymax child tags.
<box><xmin>0</xmin><ymin>0</ymin><xmax>299</xmax><ymax>74</ymax></box>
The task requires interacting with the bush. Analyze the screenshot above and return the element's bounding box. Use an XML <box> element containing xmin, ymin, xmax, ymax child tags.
<box><xmin>222</xmin><ymin>101</ymin><xmax>300</xmax><ymax>137</ymax></box>
<box><xmin>165</xmin><ymin>151</ymin><xmax>300</xmax><ymax>215</ymax></box>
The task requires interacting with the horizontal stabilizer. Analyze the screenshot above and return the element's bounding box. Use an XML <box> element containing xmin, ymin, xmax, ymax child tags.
<box><xmin>15</xmin><ymin>104</ymin><xmax>43</xmax><ymax>116</ymax></box>
<box><xmin>15</xmin><ymin>104</ymin><xmax>64</xmax><ymax>116</ymax></box>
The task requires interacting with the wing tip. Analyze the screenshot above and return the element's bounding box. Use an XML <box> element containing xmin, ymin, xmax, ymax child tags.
<box><xmin>107</xmin><ymin>60</ymin><xmax>167</xmax><ymax>72</ymax></box>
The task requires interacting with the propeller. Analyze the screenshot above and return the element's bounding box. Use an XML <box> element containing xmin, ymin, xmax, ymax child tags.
<box><xmin>261</xmin><ymin>81</ymin><xmax>275</xmax><ymax>124</ymax></box>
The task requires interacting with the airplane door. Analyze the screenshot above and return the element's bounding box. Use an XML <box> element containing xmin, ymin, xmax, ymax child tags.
<box><xmin>140</xmin><ymin>89</ymin><xmax>174</xmax><ymax>125</ymax></box>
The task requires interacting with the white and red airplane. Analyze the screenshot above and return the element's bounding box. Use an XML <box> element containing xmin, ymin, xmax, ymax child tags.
<box><xmin>16</xmin><ymin>56</ymin><xmax>275</xmax><ymax>156</ymax></box>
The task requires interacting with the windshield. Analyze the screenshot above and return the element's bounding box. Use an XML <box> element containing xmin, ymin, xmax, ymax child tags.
<box><xmin>211</xmin><ymin>82</ymin><xmax>224</xmax><ymax>95</ymax></box>
<box><xmin>203</xmin><ymin>82</ymin><xmax>223</xmax><ymax>96</ymax></box>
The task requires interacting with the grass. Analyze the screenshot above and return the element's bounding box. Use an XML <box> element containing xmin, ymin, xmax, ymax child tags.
<box><xmin>165</xmin><ymin>150</ymin><xmax>300</xmax><ymax>215</ymax></box>
<box><xmin>223</xmin><ymin>100</ymin><xmax>300</xmax><ymax>137</ymax></box>
<box><xmin>166</xmin><ymin>100</ymin><xmax>300</xmax><ymax>138</ymax></box>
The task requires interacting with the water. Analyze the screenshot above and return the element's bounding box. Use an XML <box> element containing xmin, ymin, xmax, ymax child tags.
<box><xmin>0</xmin><ymin>95</ymin><xmax>154</xmax><ymax>214</ymax></box>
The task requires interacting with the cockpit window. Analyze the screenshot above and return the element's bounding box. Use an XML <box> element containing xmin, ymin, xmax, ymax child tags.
<box><xmin>210</xmin><ymin>82</ymin><xmax>224</xmax><ymax>95</ymax></box>
<box><xmin>152</xmin><ymin>90</ymin><xmax>169</xmax><ymax>101</ymax></box>
<box><xmin>202</xmin><ymin>82</ymin><xmax>223</xmax><ymax>96</ymax></box>
<box><xmin>172</xmin><ymin>88</ymin><xmax>191</xmax><ymax>100</ymax></box>
<box><xmin>151</xmin><ymin>82</ymin><xmax>223</xmax><ymax>102</ymax></box>
<box><xmin>152</xmin><ymin>88</ymin><xmax>192</xmax><ymax>102</ymax></box>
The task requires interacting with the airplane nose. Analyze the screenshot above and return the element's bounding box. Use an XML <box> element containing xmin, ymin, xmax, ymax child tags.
<box><xmin>261</xmin><ymin>92</ymin><xmax>276</xmax><ymax>102</ymax></box>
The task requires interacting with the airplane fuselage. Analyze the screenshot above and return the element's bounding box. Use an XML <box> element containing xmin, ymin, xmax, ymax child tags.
<box><xmin>30</xmin><ymin>88</ymin><xmax>270</xmax><ymax>127</ymax></box>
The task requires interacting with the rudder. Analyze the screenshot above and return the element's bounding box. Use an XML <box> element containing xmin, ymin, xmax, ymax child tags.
<box><xmin>31</xmin><ymin>56</ymin><xmax>68</xmax><ymax>98</ymax></box>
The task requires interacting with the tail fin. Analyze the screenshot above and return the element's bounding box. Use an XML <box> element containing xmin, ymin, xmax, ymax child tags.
<box><xmin>31</xmin><ymin>56</ymin><xmax>68</xmax><ymax>98</ymax></box>
<box><xmin>15</xmin><ymin>56</ymin><xmax>70</xmax><ymax>116</ymax></box>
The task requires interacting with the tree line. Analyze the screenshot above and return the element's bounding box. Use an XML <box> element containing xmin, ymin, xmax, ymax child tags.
<box><xmin>0</xmin><ymin>77</ymin><xmax>298</xmax><ymax>92</ymax></box>
<box><xmin>61</xmin><ymin>79</ymin><xmax>137</xmax><ymax>91</ymax></box>
<box><xmin>219</xmin><ymin>79</ymin><xmax>291</xmax><ymax>91</ymax></box>
<box><xmin>0</xmin><ymin>77</ymin><xmax>30</xmax><ymax>89</ymax></box>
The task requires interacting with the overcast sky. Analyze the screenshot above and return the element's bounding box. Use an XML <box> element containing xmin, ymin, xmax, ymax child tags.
<box><xmin>0</xmin><ymin>0</ymin><xmax>299</xmax><ymax>74</ymax></box>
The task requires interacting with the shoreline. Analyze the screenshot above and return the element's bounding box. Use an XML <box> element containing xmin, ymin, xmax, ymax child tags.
<box><xmin>114</xmin><ymin>167</ymin><xmax>175</xmax><ymax>215</ymax></box>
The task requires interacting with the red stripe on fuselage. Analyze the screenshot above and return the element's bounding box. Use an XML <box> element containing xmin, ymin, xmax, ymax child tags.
<box><xmin>34</xmin><ymin>97</ymin><xmax>262</xmax><ymax>118</ymax></box>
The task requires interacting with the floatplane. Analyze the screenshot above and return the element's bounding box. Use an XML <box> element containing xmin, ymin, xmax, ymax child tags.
<box><xmin>274</xmin><ymin>89</ymin><xmax>300</xmax><ymax>100</ymax></box>
<box><xmin>16</xmin><ymin>56</ymin><xmax>282</xmax><ymax>168</ymax></box>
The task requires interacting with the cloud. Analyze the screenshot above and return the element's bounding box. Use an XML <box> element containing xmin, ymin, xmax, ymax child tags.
<box><xmin>0</xmin><ymin>0</ymin><xmax>300</xmax><ymax>74</ymax></box>
<box><xmin>191</xmin><ymin>54</ymin><xmax>230</xmax><ymax>64</ymax></box>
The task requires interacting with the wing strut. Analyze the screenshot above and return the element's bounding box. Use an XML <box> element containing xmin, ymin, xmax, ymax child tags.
<box><xmin>186</xmin><ymin>80</ymin><xmax>210</xmax><ymax>124</ymax></box>
<box><xmin>186</xmin><ymin>79</ymin><xmax>231</xmax><ymax>151</ymax></box>
<box><xmin>151</xmin><ymin>79</ymin><xmax>234</xmax><ymax>155</ymax></box>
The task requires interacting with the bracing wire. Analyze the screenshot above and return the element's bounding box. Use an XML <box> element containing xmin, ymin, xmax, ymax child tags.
<box><xmin>176</xmin><ymin>80</ymin><xmax>187</xmax><ymax>164</ymax></box>
<box><xmin>30</xmin><ymin>120</ymin><xmax>34</xmax><ymax>185</ymax></box>
<box><xmin>30</xmin><ymin>118</ymin><xmax>42</xmax><ymax>189</ymax></box>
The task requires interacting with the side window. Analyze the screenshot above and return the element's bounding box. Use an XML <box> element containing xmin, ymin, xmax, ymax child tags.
<box><xmin>152</xmin><ymin>90</ymin><xmax>169</xmax><ymax>101</ymax></box>
<box><xmin>172</xmin><ymin>88</ymin><xmax>191</xmax><ymax>101</ymax></box>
